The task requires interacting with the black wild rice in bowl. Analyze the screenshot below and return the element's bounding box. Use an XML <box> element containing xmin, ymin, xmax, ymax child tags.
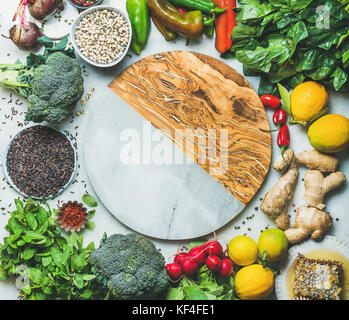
<box><xmin>5</xmin><ymin>125</ymin><xmax>76</xmax><ymax>199</ymax></box>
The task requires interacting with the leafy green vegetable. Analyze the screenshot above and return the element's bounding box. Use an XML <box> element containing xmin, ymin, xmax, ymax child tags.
<box><xmin>82</xmin><ymin>194</ymin><xmax>98</xmax><ymax>208</ymax></box>
<box><xmin>230</xmin><ymin>0</ymin><xmax>349</xmax><ymax>94</ymax></box>
<box><xmin>90</xmin><ymin>233</ymin><xmax>169</xmax><ymax>300</ymax></box>
<box><xmin>0</xmin><ymin>36</ymin><xmax>83</xmax><ymax>123</ymax></box>
<box><xmin>277</xmin><ymin>83</ymin><xmax>291</xmax><ymax>115</ymax></box>
<box><xmin>0</xmin><ymin>199</ymin><xmax>104</xmax><ymax>300</ymax></box>
<box><xmin>167</xmin><ymin>265</ymin><xmax>238</xmax><ymax>300</ymax></box>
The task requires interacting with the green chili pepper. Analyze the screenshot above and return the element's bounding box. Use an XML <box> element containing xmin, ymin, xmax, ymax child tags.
<box><xmin>146</xmin><ymin>0</ymin><xmax>204</xmax><ymax>39</ymax></box>
<box><xmin>168</xmin><ymin>0</ymin><xmax>225</xmax><ymax>14</ymax></box>
<box><xmin>126</xmin><ymin>0</ymin><xmax>151</xmax><ymax>55</ymax></box>
<box><xmin>203</xmin><ymin>14</ymin><xmax>215</xmax><ymax>37</ymax></box>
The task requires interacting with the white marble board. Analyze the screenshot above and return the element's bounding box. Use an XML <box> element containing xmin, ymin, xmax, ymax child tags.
<box><xmin>0</xmin><ymin>0</ymin><xmax>348</xmax><ymax>299</ymax></box>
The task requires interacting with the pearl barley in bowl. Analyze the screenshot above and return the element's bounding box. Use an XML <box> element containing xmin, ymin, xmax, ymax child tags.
<box><xmin>71</xmin><ymin>6</ymin><xmax>132</xmax><ymax>67</ymax></box>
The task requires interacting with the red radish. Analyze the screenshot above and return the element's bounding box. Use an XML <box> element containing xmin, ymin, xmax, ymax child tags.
<box><xmin>219</xmin><ymin>259</ymin><xmax>234</xmax><ymax>277</ymax></box>
<box><xmin>203</xmin><ymin>240</ymin><xmax>223</xmax><ymax>257</ymax></box>
<box><xmin>188</xmin><ymin>246</ymin><xmax>206</xmax><ymax>266</ymax></box>
<box><xmin>206</xmin><ymin>255</ymin><xmax>222</xmax><ymax>272</ymax></box>
<box><xmin>166</xmin><ymin>263</ymin><xmax>182</xmax><ymax>280</ymax></box>
<box><xmin>174</xmin><ymin>252</ymin><xmax>188</xmax><ymax>265</ymax></box>
<box><xmin>181</xmin><ymin>257</ymin><xmax>199</xmax><ymax>276</ymax></box>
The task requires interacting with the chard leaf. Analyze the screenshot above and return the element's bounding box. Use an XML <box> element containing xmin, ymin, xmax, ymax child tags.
<box><xmin>332</xmin><ymin>66</ymin><xmax>349</xmax><ymax>90</ymax></box>
<box><xmin>342</xmin><ymin>44</ymin><xmax>349</xmax><ymax>69</ymax></box>
<box><xmin>258</xmin><ymin>76</ymin><xmax>279</xmax><ymax>96</ymax></box>
<box><xmin>237</xmin><ymin>0</ymin><xmax>275</xmax><ymax>22</ymax></box>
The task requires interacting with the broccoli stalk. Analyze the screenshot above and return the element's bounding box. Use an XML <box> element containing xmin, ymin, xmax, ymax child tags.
<box><xmin>0</xmin><ymin>64</ymin><xmax>31</xmax><ymax>92</ymax></box>
<box><xmin>0</xmin><ymin>36</ymin><xmax>84</xmax><ymax>123</ymax></box>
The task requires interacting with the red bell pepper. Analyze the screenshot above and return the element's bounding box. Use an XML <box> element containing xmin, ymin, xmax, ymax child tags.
<box><xmin>213</xmin><ymin>0</ymin><xmax>236</xmax><ymax>53</ymax></box>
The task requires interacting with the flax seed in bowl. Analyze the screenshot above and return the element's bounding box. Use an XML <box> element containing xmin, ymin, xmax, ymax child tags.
<box><xmin>71</xmin><ymin>6</ymin><xmax>132</xmax><ymax>67</ymax></box>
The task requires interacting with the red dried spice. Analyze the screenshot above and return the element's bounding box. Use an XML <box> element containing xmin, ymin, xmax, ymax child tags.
<box><xmin>57</xmin><ymin>201</ymin><xmax>88</xmax><ymax>232</ymax></box>
<box><xmin>72</xmin><ymin>0</ymin><xmax>99</xmax><ymax>6</ymax></box>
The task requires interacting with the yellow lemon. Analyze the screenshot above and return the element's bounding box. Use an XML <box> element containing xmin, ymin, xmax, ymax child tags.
<box><xmin>257</xmin><ymin>228</ymin><xmax>288</xmax><ymax>262</ymax></box>
<box><xmin>235</xmin><ymin>264</ymin><xmax>275</xmax><ymax>300</ymax></box>
<box><xmin>290</xmin><ymin>81</ymin><xmax>328</xmax><ymax>122</ymax></box>
<box><xmin>228</xmin><ymin>235</ymin><xmax>258</xmax><ymax>266</ymax></box>
<box><xmin>308</xmin><ymin>114</ymin><xmax>349</xmax><ymax>153</ymax></box>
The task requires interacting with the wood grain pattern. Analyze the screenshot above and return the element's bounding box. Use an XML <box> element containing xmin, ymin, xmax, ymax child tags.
<box><xmin>109</xmin><ymin>51</ymin><xmax>272</xmax><ymax>205</ymax></box>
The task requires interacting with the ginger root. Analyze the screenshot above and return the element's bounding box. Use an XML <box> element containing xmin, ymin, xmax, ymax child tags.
<box><xmin>296</xmin><ymin>149</ymin><xmax>338</xmax><ymax>172</ymax></box>
<box><xmin>284</xmin><ymin>205</ymin><xmax>333</xmax><ymax>244</ymax></box>
<box><xmin>260</xmin><ymin>149</ymin><xmax>298</xmax><ymax>230</ymax></box>
<box><xmin>303</xmin><ymin>170</ymin><xmax>346</xmax><ymax>210</ymax></box>
<box><xmin>273</xmin><ymin>148</ymin><xmax>295</xmax><ymax>174</ymax></box>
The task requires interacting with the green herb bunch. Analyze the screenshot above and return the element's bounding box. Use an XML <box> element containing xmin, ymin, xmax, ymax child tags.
<box><xmin>0</xmin><ymin>198</ymin><xmax>104</xmax><ymax>300</ymax></box>
<box><xmin>167</xmin><ymin>265</ymin><xmax>238</xmax><ymax>300</ymax></box>
<box><xmin>228</xmin><ymin>0</ymin><xmax>349</xmax><ymax>94</ymax></box>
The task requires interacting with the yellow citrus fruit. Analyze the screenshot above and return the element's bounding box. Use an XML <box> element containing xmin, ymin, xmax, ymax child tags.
<box><xmin>308</xmin><ymin>114</ymin><xmax>349</xmax><ymax>153</ymax></box>
<box><xmin>235</xmin><ymin>264</ymin><xmax>275</xmax><ymax>300</ymax></box>
<box><xmin>228</xmin><ymin>235</ymin><xmax>258</xmax><ymax>266</ymax></box>
<box><xmin>257</xmin><ymin>228</ymin><xmax>288</xmax><ymax>262</ymax></box>
<box><xmin>290</xmin><ymin>81</ymin><xmax>328</xmax><ymax>122</ymax></box>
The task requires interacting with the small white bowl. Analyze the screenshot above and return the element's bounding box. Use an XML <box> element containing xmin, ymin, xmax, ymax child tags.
<box><xmin>70</xmin><ymin>5</ymin><xmax>132</xmax><ymax>68</ymax></box>
<box><xmin>3</xmin><ymin>125</ymin><xmax>77</xmax><ymax>200</ymax></box>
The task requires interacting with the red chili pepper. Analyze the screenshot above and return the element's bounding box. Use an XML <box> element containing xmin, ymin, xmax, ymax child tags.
<box><xmin>213</xmin><ymin>0</ymin><xmax>236</xmax><ymax>54</ymax></box>
<box><xmin>277</xmin><ymin>124</ymin><xmax>290</xmax><ymax>159</ymax></box>
<box><xmin>175</xmin><ymin>6</ymin><xmax>187</xmax><ymax>14</ymax></box>
<box><xmin>273</xmin><ymin>108</ymin><xmax>287</xmax><ymax>127</ymax></box>
<box><xmin>260</xmin><ymin>94</ymin><xmax>281</xmax><ymax>110</ymax></box>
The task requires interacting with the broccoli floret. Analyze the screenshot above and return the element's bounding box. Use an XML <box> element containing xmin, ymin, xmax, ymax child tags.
<box><xmin>27</xmin><ymin>52</ymin><xmax>83</xmax><ymax>123</ymax></box>
<box><xmin>90</xmin><ymin>233</ymin><xmax>169</xmax><ymax>300</ymax></box>
<box><xmin>0</xmin><ymin>36</ymin><xmax>84</xmax><ymax>123</ymax></box>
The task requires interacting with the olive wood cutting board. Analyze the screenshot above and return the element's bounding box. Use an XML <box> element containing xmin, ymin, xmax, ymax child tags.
<box><xmin>109</xmin><ymin>51</ymin><xmax>271</xmax><ymax>205</ymax></box>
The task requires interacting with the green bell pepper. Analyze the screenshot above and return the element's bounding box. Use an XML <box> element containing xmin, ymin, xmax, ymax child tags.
<box><xmin>126</xmin><ymin>0</ymin><xmax>151</xmax><ymax>55</ymax></box>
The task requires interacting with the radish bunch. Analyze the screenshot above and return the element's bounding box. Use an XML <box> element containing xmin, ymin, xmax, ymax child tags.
<box><xmin>166</xmin><ymin>240</ymin><xmax>234</xmax><ymax>281</ymax></box>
